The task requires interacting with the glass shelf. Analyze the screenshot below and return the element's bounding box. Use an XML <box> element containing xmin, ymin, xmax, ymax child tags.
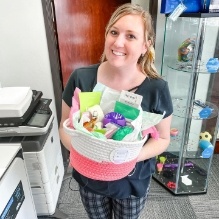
<box><xmin>153</xmin><ymin>15</ymin><xmax>219</xmax><ymax>195</ymax></box>
<box><xmin>167</xmin><ymin>60</ymin><xmax>219</xmax><ymax>74</ymax></box>
<box><xmin>172</xmin><ymin>99</ymin><xmax>218</xmax><ymax>119</ymax></box>
<box><xmin>165</xmin><ymin>13</ymin><xmax>219</xmax><ymax>18</ymax></box>
<box><xmin>179</xmin><ymin>13</ymin><xmax>219</xmax><ymax>18</ymax></box>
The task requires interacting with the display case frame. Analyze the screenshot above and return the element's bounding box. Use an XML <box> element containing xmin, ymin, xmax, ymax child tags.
<box><xmin>153</xmin><ymin>13</ymin><xmax>219</xmax><ymax>195</ymax></box>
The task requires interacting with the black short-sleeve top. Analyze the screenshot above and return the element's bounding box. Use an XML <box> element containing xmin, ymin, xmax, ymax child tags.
<box><xmin>62</xmin><ymin>64</ymin><xmax>173</xmax><ymax>198</ymax></box>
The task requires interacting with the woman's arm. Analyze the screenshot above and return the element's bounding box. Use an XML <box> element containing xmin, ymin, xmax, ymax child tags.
<box><xmin>59</xmin><ymin>100</ymin><xmax>72</xmax><ymax>151</ymax></box>
<box><xmin>137</xmin><ymin>114</ymin><xmax>172</xmax><ymax>161</ymax></box>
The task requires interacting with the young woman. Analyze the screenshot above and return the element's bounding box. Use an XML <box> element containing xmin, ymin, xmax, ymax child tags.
<box><xmin>59</xmin><ymin>3</ymin><xmax>173</xmax><ymax>219</ymax></box>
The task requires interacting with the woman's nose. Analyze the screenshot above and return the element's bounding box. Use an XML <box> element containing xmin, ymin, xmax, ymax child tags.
<box><xmin>113</xmin><ymin>35</ymin><xmax>125</xmax><ymax>47</ymax></box>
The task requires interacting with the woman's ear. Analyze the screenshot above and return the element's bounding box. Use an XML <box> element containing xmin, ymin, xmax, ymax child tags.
<box><xmin>146</xmin><ymin>39</ymin><xmax>152</xmax><ymax>49</ymax></box>
<box><xmin>142</xmin><ymin>43</ymin><xmax>147</xmax><ymax>55</ymax></box>
<box><xmin>142</xmin><ymin>40</ymin><xmax>151</xmax><ymax>54</ymax></box>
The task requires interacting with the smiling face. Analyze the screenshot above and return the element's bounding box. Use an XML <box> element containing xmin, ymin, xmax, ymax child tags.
<box><xmin>104</xmin><ymin>14</ymin><xmax>147</xmax><ymax>69</ymax></box>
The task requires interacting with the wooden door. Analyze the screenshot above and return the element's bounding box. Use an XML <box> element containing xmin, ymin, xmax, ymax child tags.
<box><xmin>54</xmin><ymin>0</ymin><xmax>130</xmax><ymax>87</ymax></box>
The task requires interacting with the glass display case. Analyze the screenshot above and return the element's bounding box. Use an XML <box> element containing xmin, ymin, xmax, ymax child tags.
<box><xmin>153</xmin><ymin>13</ymin><xmax>219</xmax><ymax>195</ymax></box>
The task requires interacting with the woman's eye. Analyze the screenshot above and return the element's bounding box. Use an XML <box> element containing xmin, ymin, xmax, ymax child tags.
<box><xmin>128</xmin><ymin>34</ymin><xmax>136</xmax><ymax>39</ymax></box>
<box><xmin>110</xmin><ymin>30</ymin><xmax>117</xmax><ymax>35</ymax></box>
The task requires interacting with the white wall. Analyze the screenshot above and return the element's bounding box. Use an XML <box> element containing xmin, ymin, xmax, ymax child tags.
<box><xmin>0</xmin><ymin>0</ymin><xmax>56</xmax><ymax>119</ymax></box>
<box><xmin>0</xmin><ymin>0</ymin><xmax>60</xmax><ymax>145</ymax></box>
<box><xmin>132</xmin><ymin>0</ymin><xmax>149</xmax><ymax>9</ymax></box>
<box><xmin>0</xmin><ymin>0</ymin><xmax>57</xmax><ymax>116</ymax></box>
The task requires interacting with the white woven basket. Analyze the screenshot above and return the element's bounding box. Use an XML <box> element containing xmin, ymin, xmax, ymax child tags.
<box><xmin>63</xmin><ymin>119</ymin><xmax>146</xmax><ymax>163</ymax></box>
<box><xmin>63</xmin><ymin>118</ymin><xmax>147</xmax><ymax>180</ymax></box>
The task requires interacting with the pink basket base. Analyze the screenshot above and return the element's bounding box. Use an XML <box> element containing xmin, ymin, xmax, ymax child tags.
<box><xmin>70</xmin><ymin>147</ymin><xmax>137</xmax><ymax>181</ymax></box>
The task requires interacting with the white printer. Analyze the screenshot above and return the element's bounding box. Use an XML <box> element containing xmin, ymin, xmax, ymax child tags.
<box><xmin>0</xmin><ymin>87</ymin><xmax>66</xmax><ymax>218</ymax></box>
<box><xmin>0</xmin><ymin>87</ymin><xmax>53</xmax><ymax>136</ymax></box>
<box><xmin>0</xmin><ymin>144</ymin><xmax>37</xmax><ymax>219</ymax></box>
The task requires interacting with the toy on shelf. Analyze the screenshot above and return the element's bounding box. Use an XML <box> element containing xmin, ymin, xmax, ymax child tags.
<box><xmin>181</xmin><ymin>175</ymin><xmax>192</xmax><ymax>186</ymax></box>
<box><xmin>159</xmin><ymin>156</ymin><xmax>167</xmax><ymax>164</ymax></box>
<box><xmin>206</xmin><ymin>58</ymin><xmax>219</xmax><ymax>73</ymax></box>
<box><xmin>194</xmin><ymin>100</ymin><xmax>213</xmax><ymax>119</ymax></box>
<box><xmin>156</xmin><ymin>163</ymin><xmax>164</xmax><ymax>174</ymax></box>
<box><xmin>199</xmin><ymin>131</ymin><xmax>214</xmax><ymax>158</ymax></box>
<box><xmin>164</xmin><ymin>162</ymin><xmax>194</xmax><ymax>168</ymax></box>
<box><xmin>167</xmin><ymin>181</ymin><xmax>176</xmax><ymax>189</ymax></box>
<box><xmin>170</xmin><ymin>128</ymin><xmax>179</xmax><ymax>137</ymax></box>
<box><xmin>155</xmin><ymin>156</ymin><xmax>167</xmax><ymax>174</ymax></box>
<box><xmin>178</xmin><ymin>38</ymin><xmax>195</xmax><ymax>62</ymax></box>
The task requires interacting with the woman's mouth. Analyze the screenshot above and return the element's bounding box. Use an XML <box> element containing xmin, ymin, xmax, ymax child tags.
<box><xmin>112</xmin><ymin>50</ymin><xmax>126</xmax><ymax>56</ymax></box>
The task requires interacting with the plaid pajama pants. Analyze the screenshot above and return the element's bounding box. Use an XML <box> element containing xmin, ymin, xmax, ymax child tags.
<box><xmin>79</xmin><ymin>185</ymin><xmax>149</xmax><ymax>219</ymax></box>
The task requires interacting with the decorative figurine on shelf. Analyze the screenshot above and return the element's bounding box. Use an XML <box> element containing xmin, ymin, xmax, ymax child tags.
<box><xmin>199</xmin><ymin>107</ymin><xmax>213</xmax><ymax>119</ymax></box>
<box><xmin>199</xmin><ymin>131</ymin><xmax>214</xmax><ymax>158</ymax></box>
<box><xmin>181</xmin><ymin>175</ymin><xmax>192</xmax><ymax>186</ymax></box>
<box><xmin>159</xmin><ymin>156</ymin><xmax>167</xmax><ymax>164</ymax></box>
<box><xmin>156</xmin><ymin>163</ymin><xmax>164</xmax><ymax>174</ymax></box>
<box><xmin>164</xmin><ymin>162</ymin><xmax>194</xmax><ymax>168</ymax></box>
<box><xmin>166</xmin><ymin>181</ymin><xmax>176</xmax><ymax>189</ymax></box>
<box><xmin>170</xmin><ymin>128</ymin><xmax>179</xmax><ymax>137</ymax></box>
<box><xmin>156</xmin><ymin>156</ymin><xmax>166</xmax><ymax>174</ymax></box>
<box><xmin>206</xmin><ymin>58</ymin><xmax>219</xmax><ymax>73</ymax></box>
<box><xmin>178</xmin><ymin>38</ymin><xmax>195</xmax><ymax>62</ymax></box>
<box><xmin>194</xmin><ymin>99</ymin><xmax>213</xmax><ymax>119</ymax></box>
<box><xmin>199</xmin><ymin>131</ymin><xmax>212</xmax><ymax>142</ymax></box>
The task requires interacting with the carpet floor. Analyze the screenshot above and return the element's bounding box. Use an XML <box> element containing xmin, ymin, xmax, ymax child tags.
<box><xmin>38</xmin><ymin>154</ymin><xmax>219</xmax><ymax>219</ymax></box>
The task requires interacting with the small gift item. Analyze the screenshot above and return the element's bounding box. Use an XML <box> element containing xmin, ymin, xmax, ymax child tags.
<box><xmin>79</xmin><ymin>91</ymin><xmax>102</xmax><ymax>114</ymax></box>
<box><xmin>87</xmin><ymin>104</ymin><xmax>104</xmax><ymax>122</ymax></box>
<box><xmin>83</xmin><ymin>117</ymin><xmax>97</xmax><ymax>132</ymax></box>
<box><xmin>114</xmin><ymin>101</ymin><xmax>140</xmax><ymax>120</ymax></box>
<box><xmin>80</xmin><ymin>111</ymin><xmax>92</xmax><ymax>123</ymax></box>
<box><xmin>69</xmin><ymin>87</ymin><xmax>81</xmax><ymax>128</ymax></box>
<box><xmin>94</xmin><ymin>121</ymin><xmax>103</xmax><ymax>130</ymax></box>
<box><xmin>112</xmin><ymin>126</ymin><xmax>134</xmax><ymax>141</ymax></box>
<box><xmin>104</xmin><ymin>123</ymin><xmax>119</xmax><ymax>139</ymax></box>
<box><xmin>103</xmin><ymin>112</ymin><xmax>126</xmax><ymax>127</ymax></box>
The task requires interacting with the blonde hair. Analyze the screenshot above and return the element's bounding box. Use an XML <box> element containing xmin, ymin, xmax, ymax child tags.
<box><xmin>100</xmin><ymin>3</ymin><xmax>160</xmax><ymax>79</ymax></box>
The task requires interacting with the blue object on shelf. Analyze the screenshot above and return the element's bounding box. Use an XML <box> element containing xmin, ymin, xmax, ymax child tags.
<box><xmin>202</xmin><ymin>146</ymin><xmax>214</xmax><ymax>158</ymax></box>
<box><xmin>199</xmin><ymin>140</ymin><xmax>212</xmax><ymax>150</ymax></box>
<box><xmin>160</xmin><ymin>0</ymin><xmax>202</xmax><ymax>14</ymax></box>
<box><xmin>199</xmin><ymin>107</ymin><xmax>213</xmax><ymax>119</ymax></box>
<box><xmin>206</xmin><ymin>58</ymin><xmax>219</xmax><ymax>73</ymax></box>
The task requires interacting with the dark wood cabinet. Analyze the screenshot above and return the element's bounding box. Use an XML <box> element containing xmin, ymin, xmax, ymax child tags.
<box><xmin>215</xmin><ymin>141</ymin><xmax>219</xmax><ymax>153</ymax></box>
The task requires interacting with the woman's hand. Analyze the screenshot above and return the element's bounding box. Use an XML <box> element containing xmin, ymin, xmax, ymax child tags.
<box><xmin>137</xmin><ymin>115</ymin><xmax>172</xmax><ymax>161</ymax></box>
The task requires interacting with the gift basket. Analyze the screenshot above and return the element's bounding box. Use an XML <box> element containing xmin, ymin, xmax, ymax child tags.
<box><xmin>63</xmin><ymin>83</ymin><xmax>165</xmax><ymax>181</ymax></box>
